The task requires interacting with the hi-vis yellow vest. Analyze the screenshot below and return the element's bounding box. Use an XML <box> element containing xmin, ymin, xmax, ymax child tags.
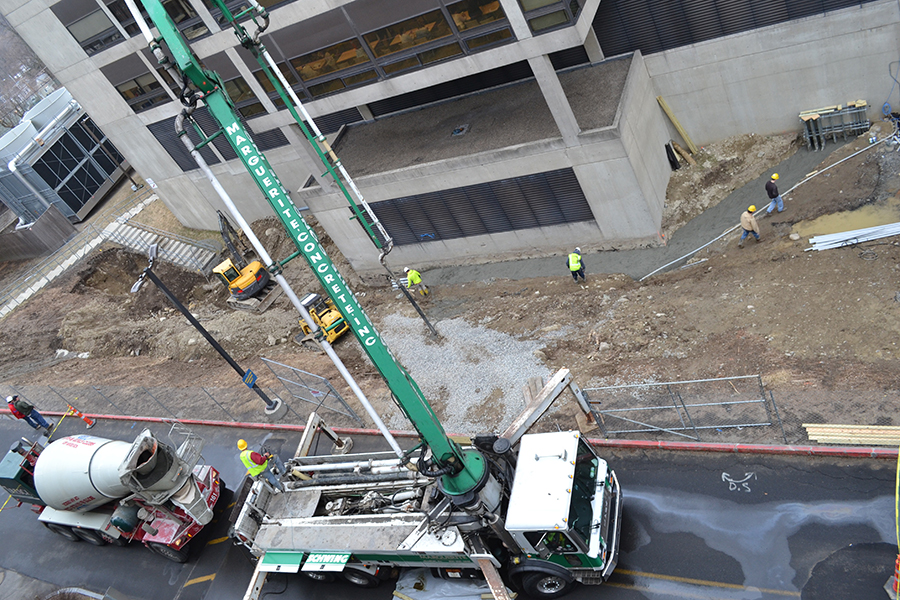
<box><xmin>568</xmin><ymin>253</ymin><xmax>582</xmax><ymax>271</ymax></box>
<box><xmin>240</xmin><ymin>450</ymin><xmax>267</xmax><ymax>476</ymax></box>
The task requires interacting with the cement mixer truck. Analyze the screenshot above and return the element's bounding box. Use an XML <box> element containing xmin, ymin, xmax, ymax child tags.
<box><xmin>0</xmin><ymin>425</ymin><xmax>222</xmax><ymax>562</ymax></box>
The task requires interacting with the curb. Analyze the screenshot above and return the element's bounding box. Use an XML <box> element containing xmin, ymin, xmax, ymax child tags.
<box><xmin>9</xmin><ymin>408</ymin><xmax>897</xmax><ymax>460</ymax></box>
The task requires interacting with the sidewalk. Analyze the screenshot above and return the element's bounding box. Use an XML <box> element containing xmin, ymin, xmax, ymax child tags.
<box><xmin>426</xmin><ymin>140</ymin><xmax>851</xmax><ymax>284</ymax></box>
<box><xmin>0</xmin><ymin>568</ymin><xmax>59</xmax><ymax>600</ymax></box>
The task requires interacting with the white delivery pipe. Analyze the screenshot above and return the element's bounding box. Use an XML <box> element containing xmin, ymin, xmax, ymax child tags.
<box><xmin>173</xmin><ymin>113</ymin><xmax>404</xmax><ymax>459</ymax></box>
<box><xmin>244</xmin><ymin>0</ymin><xmax>393</xmax><ymax>256</ymax></box>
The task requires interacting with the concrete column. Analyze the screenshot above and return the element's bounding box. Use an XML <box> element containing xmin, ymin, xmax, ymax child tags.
<box><xmin>583</xmin><ymin>27</ymin><xmax>604</xmax><ymax>63</ymax></box>
<box><xmin>498</xmin><ymin>0</ymin><xmax>532</xmax><ymax>41</ymax></box>
<box><xmin>190</xmin><ymin>0</ymin><xmax>220</xmax><ymax>35</ymax></box>
<box><xmin>527</xmin><ymin>55</ymin><xmax>580</xmax><ymax>146</ymax></box>
<box><xmin>282</xmin><ymin>123</ymin><xmax>334</xmax><ymax>191</ymax></box>
<box><xmin>357</xmin><ymin>104</ymin><xmax>374</xmax><ymax>122</ymax></box>
<box><xmin>225</xmin><ymin>47</ymin><xmax>277</xmax><ymax>113</ymax></box>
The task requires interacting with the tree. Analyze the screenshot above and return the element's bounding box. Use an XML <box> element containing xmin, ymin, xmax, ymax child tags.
<box><xmin>0</xmin><ymin>13</ymin><xmax>58</xmax><ymax>131</ymax></box>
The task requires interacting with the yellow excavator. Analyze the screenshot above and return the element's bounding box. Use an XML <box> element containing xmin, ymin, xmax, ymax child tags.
<box><xmin>295</xmin><ymin>293</ymin><xmax>350</xmax><ymax>346</ymax></box>
<box><xmin>212</xmin><ymin>211</ymin><xmax>282</xmax><ymax>312</ymax></box>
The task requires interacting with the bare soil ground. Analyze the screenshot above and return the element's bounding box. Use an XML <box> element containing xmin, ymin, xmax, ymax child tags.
<box><xmin>2</xmin><ymin>123</ymin><xmax>900</xmax><ymax>446</ymax></box>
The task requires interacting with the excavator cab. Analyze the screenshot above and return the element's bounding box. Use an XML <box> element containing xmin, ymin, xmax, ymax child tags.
<box><xmin>213</xmin><ymin>258</ymin><xmax>270</xmax><ymax>300</ymax></box>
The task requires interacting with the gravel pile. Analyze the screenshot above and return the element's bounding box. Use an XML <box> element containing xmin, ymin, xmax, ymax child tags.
<box><xmin>378</xmin><ymin>314</ymin><xmax>550</xmax><ymax>434</ymax></box>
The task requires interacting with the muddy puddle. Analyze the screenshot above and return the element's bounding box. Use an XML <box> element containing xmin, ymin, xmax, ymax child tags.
<box><xmin>793</xmin><ymin>195</ymin><xmax>900</xmax><ymax>238</ymax></box>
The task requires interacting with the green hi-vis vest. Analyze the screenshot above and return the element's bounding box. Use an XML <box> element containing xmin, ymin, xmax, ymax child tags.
<box><xmin>568</xmin><ymin>253</ymin><xmax>582</xmax><ymax>271</ymax></box>
<box><xmin>240</xmin><ymin>450</ymin><xmax>267</xmax><ymax>477</ymax></box>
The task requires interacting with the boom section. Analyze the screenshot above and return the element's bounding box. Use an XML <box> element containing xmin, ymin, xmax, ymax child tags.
<box><xmin>135</xmin><ymin>0</ymin><xmax>484</xmax><ymax>495</ymax></box>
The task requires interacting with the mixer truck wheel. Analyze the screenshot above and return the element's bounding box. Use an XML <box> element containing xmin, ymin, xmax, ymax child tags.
<box><xmin>301</xmin><ymin>571</ymin><xmax>335</xmax><ymax>582</ymax></box>
<box><xmin>148</xmin><ymin>542</ymin><xmax>189</xmax><ymax>563</ymax></box>
<box><xmin>72</xmin><ymin>528</ymin><xmax>108</xmax><ymax>546</ymax></box>
<box><xmin>341</xmin><ymin>568</ymin><xmax>380</xmax><ymax>588</ymax></box>
<box><xmin>44</xmin><ymin>522</ymin><xmax>80</xmax><ymax>542</ymax></box>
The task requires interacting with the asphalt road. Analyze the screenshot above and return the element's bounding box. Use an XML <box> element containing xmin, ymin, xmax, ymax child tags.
<box><xmin>0</xmin><ymin>416</ymin><xmax>894</xmax><ymax>600</ymax></box>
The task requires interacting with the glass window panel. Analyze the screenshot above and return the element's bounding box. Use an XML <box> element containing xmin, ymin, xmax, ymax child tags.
<box><xmin>181</xmin><ymin>21</ymin><xmax>210</xmax><ymax>39</ymax></box>
<box><xmin>363</xmin><ymin>10</ymin><xmax>453</xmax><ymax>59</ymax></box>
<box><xmin>162</xmin><ymin>0</ymin><xmax>196</xmax><ymax>24</ymax></box>
<box><xmin>136</xmin><ymin>73</ymin><xmax>162</xmax><ymax>91</ymax></box>
<box><xmin>67</xmin><ymin>10</ymin><xmax>115</xmax><ymax>43</ymax></box>
<box><xmin>520</xmin><ymin>0</ymin><xmax>557</xmax><ymax>10</ymax></box>
<box><xmin>116</xmin><ymin>80</ymin><xmax>142</xmax><ymax>100</ymax></box>
<box><xmin>344</xmin><ymin>70</ymin><xmax>377</xmax><ymax>86</ymax></box>
<box><xmin>383</xmin><ymin>57</ymin><xmax>420</xmax><ymax>75</ymax></box>
<box><xmin>465</xmin><ymin>28</ymin><xmax>512</xmax><ymax>50</ymax></box>
<box><xmin>224</xmin><ymin>77</ymin><xmax>256</xmax><ymax>103</ymax></box>
<box><xmin>238</xmin><ymin>102</ymin><xmax>267</xmax><ymax>118</ymax></box>
<box><xmin>290</xmin><ymin>39</ymin><xmax>370</xmax><ymax>82</ymax></box>
<box><xmin>529</xmin><ymin>10</ymin><xmax>568</xmax><ymax>31</ymax></box>
<box><xmin>308</xmin><ymin>79</ymin><xmax>345</xmax><ymax>97</ymax></box>
<box><xmin>158</xmin><ymin>68</ymin><xmax>177</xmax><ymax>88</ymax></box>
<box><xmin>449</xmin><ymin>0</ymin><xmax>506</xmax><ymax>31</ymax></box>
<box><xmin>253</xmin><ymin>63</ymin><xmax>298</xmax><ymax>93</ymax></box>
<box><xmin>418</xmin><ymin>43</ymin><xmax>462</xmax><ymax>65</ymax></box>
<box><xmin>569</xmin><ymin>0</ymin><xmax>581</xmax><ymax>18</ymax></box>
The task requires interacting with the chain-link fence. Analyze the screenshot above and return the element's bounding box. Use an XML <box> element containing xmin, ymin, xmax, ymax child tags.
<box><xmin>1</xmin><ymin>356</ymin><xmax>365</xmax><ymax>429</ymax></box>
<box><xmin>584</xmin><ymin>375</ymin><xmax>787</xmax><ymax>444</ymax></box>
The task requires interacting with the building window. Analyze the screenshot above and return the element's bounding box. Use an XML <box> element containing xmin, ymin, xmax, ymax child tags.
<box><xmin>448</xmin><ymin>0</ymin><xmax>505</xmax><ymax>31</ymax></box>
<box><xmin>105</xmin><ymin>0</ymin><xmax>141</xmax><ymax>35</ymax></box>
<box><xmin>252</xmin><ymin>63</ymin><xmax>299</xmax><ymax>94</ymax></box>
<box><xmin>66</xmin><ymin>9</ymin><xmax>123</xmax><ymax>56</ymax></box>
<box><xmin>464</xmin><ymin>28</ymin><xmax>512</xmax><ymax>50</ymax></box>
<box><xmin>363</xmin><ymin>10</ymin><xmax>453</xmax><ymax>59</ymax></box>
<box><xmin>418</xmin><ymin>43</ymin><xmax>463</xmax><ymax>65</ymax></box>
<box><xmin>290</xmin><ymin>39</ymin><xmax>371</xmax><ymax>82</ymax></box>
<box><xmin>115</xmin><ymin>72</ymin><xmax>171</xmax><ymax>112</ymax></box>
<box><xmin>162</xmin><ymin>0</ymin><xmax>209</xmax><ymax>40</ymax></box>
<box><xmin>529</xmin><ymin>10</ymin><xmax>568</xmax><ymax>31</ymax></box>
<box><xmin>518</xmin><ymin>0</ymin><xmax>580</xmax><ymax>34</ymax></box>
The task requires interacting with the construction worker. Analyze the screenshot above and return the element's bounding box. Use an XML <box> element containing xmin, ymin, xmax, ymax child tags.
<box><xmin>738</xmin><ymin>205</ymin><xmax>761</xmax><ymax>248</ymax></box>
<box><xmin>765</xmin><ymin>173</ymin><xmax>784</xmax><ymax>215</ymax></box>
<box><xmin>7</xmin><ymin>395</ymin><xmax>52</xmax><ymax>432</ymax></box>
<box><xmin>237</xmin><ymin>439</ymin><xmax>284</xmax><ymax>492</ymax></box>
<box><xmin>404</xmin><ymin>267</ymin><xmax>429</xmax><ymax>296</ymax></box>
<box><xmin>567</xmin><ymin>247</ymin><xmax>586</xmax><ymax>282</ymax></box>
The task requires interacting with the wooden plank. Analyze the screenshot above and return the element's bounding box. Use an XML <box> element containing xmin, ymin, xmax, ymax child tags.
<box><xmin>656</xmin><ymin>96</ymin><xmax>698</xmax><ymax>154</ymax></box>
<box><xmin>671</xmin><ymin>141</ymin><xmax>697</xmax><ymax>166</ymax></box>
<box><xmin>803</xmin><ymin>423</ymin><xmax>900</xmax><ymax>446</ymax></box>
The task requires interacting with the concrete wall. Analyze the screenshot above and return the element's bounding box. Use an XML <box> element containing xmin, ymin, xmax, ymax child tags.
<box><xmin>0</xmin><ymin>203</ymin><xmax>75</xmax><ymax>261</ymax></box>
<box><xmin>645</xmin><ymin>0</ymin><xmax>900</xmax><ymax>144</ymax></box>
<box><xmin>300</xmin><ymin>53</ymin><xmax>670</xmax><ymax>276</ymax></box>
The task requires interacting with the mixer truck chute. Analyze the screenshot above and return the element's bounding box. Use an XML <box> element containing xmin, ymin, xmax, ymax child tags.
<box><xmin>0</xmin><ymin>426</ymin><xmax>221</xmax><ymax>562</ymax></box>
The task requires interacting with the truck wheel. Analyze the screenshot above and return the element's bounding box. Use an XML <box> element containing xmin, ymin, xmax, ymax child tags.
<box><xmin>521</xmin><ymin>572</ymin><xmax>576</xmax><ymax>599</ymax></box>
<box><xmin>72</xmin><ymin>528</ymin><xmax>108</xmax><ymax>546</ymax></box>
<box><xmin>301</xmin><ymin>571</ymin><xmax>335</xmax><ymax>582</ymax></box>
<box><xmin>101</xmin><ymin>533</ymin><xmax>128</xmax><ymax>547</ymax></box>
<box><xmin>148</xmin><ymin>542</ymin><xmax>189</xmax><ymax>563</ymax></box>
<box><xmin>341</xmin><ymin>568</ymin><xmax>380</xmax><ymax>588</ymax></box>
<box><xmin>44</xmin><ymin>522</ymin><xmax>80</xmax><ymax>542</ymax></box>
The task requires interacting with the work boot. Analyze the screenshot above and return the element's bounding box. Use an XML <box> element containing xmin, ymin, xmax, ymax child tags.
<box><xmin>738</xmin><ymin>241</ymin><xmax>744</xmax><ymax>248</ymax></box>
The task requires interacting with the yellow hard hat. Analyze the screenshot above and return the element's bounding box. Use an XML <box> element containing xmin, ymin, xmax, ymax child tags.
<box><xmin>748</xmin><ymin>205</ymin><xmax>756</xmax><ymax>213</ymax></box>
<box><xmin>237</xmin><ymin>439</ymin><xmax>248</xmax><ymax>451</ymax></box>
<box><xmin>771</xmin><ymin>173</ymin><xmax>779</xmax><ymax>180</ymax></box>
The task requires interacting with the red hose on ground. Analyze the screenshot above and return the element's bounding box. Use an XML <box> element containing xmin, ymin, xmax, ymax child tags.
<box><xmin>3</xmin><ymin>408</ymin><xmax>896</xmax><ymax>459</ymax></box>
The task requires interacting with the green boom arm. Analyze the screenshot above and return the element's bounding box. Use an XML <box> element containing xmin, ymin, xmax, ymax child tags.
<box><xmin>137</xmin><ymin>0</ymin><xmax>484</xmax><ymax>496</ymax></box>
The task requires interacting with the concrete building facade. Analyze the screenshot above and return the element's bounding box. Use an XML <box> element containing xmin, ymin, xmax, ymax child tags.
<box><xmin>0</xmin><ymin>0</ymin><xmax>896</xmax><ymax>276</ymax></box>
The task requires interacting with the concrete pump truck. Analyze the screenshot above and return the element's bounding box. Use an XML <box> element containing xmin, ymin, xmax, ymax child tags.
<box><xmin>123</xmin><ymin>1</ymin><xmax>622</xmax><ymax>597</ymax></box>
